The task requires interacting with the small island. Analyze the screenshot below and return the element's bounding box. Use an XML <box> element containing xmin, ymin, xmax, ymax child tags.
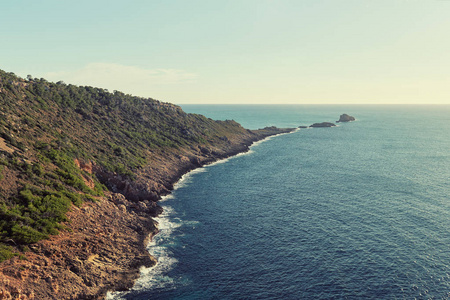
<box><xmin>310</xmin><ymin>122</ymin><xmax>336</xmax><ymax>128</ymax></box>
<box><xmin>337</xmin><ymin>114</ymin><xmax>355</xmax><ymax>122</ymax></box>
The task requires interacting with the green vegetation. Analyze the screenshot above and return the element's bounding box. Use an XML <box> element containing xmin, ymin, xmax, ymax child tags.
<box><xmin>0</xmin><ymin>244</ymin><xmax>16</xmax><ymax>262</ymax></box>
<box><xmin>0</xmin><ymin>69</ymin><xmax>251</xmax><ymax>262</ymax></box>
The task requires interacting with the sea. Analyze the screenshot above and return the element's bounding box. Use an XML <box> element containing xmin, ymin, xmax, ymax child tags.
<box><xmin>107</xmin><ymin>105</ymin><xmax>450</xmax><ymax>300</ymax></box>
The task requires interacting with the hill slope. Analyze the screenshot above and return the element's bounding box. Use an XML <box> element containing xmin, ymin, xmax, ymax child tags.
<box><xmin>0</xmin><ymin>70</ymin><xmax>294</xmax><ymax>299</ymax></box>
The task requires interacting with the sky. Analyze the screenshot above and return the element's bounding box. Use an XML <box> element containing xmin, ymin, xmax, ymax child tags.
<box><xmin>1</xmin><ymin>0</ymin><xmax>450</xmax><ymax>105</ymax></box>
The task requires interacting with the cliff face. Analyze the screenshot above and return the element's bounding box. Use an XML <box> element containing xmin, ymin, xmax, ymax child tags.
<box><xmin>0</xmin><ymin>70</ymin><xmax>294</xmax><ymax>299</ymax></box>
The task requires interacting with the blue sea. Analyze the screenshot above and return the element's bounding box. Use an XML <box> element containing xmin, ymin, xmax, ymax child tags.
<box><xmin>108</xmin><ymin>105</ymin><xmax>450</xmax><ymax>299</ymax></box>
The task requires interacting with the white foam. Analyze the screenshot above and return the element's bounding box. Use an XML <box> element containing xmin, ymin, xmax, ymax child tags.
<box><xmin>205</xmin><ymin>149</ymin><xmax>255</xmax><ymax>168</ymax></box>
<box><xmin>164</xmin><ymin>129</ymin><xmax>298</xmax><ymax>190</ymax></box>
<box><xmin>206</xmin><ymin>129</ymin><xmax>298</xmax><ymax>168</ymax></box>
<box><xmin>251</xmin><ymin>128</ymin><xmax>299</xmax><ymax>147</ymax></box>
<box><xmin>173</xmin><ymin>167</ymin><xmax>207</xmax><ymax>189</ymax></box>
<box><xmin>105</xmin><ymin>291</ymin><xmax>124</xmax><ymax>300</ymax></box>
<box><xmin>106</xmin><ymin>204</ymin><xmax>182</xmax><ymax>299</ymax></box>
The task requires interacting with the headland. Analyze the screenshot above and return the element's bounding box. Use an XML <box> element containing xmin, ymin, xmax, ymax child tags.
<box><xmin>0</xmin><ymin>69</ymin><xmax>294</xmax><ymax>299</ymax></box>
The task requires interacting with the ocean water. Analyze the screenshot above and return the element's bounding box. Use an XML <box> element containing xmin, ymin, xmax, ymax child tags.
<box><xmin>108</xmin><ymin>105</ymin><xmax>450</xmax><ymax>300</ymax></box>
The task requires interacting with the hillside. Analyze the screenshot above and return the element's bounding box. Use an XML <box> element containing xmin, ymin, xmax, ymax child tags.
<box><xmin>0</xmin><ymin>70</ymin><xmax>294</xmax><ymax>299</ymax></box>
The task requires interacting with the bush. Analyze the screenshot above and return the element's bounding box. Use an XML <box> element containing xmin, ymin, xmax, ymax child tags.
<box><xmin>32</xmin><ymin>163</ymin><xmax>43</xmax><ymax>176</ymax></box>
<box><xmin>63</xmin><ymin>190</ymin><xmax>83</xmax><ymax>207</ymax></box>
<box><xmin>11</xmin><ymin>224</ymin><xmax>48</xmax><ymax>244</ymax></box>
<box><xmin>0</xmin><ymin>244</ymin><xmax>16</xmax><ymax>262</ymax></box>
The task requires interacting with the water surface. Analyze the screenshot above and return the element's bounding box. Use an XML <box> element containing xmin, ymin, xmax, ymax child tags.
<box><xmin>109</xmin><ymin>105</ymin><xmax>450</xmax><ymax>299</ymax></box>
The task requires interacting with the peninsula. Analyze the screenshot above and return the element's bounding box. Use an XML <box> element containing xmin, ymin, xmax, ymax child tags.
<box><xmin>0</xmin><ymin>70</ymin><xmax>294</xmax><ymax>299</ymax></box>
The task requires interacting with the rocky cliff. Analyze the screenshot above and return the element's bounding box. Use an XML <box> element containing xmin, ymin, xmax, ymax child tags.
<box><xmin>0</xmin><ymin>70</ymin><xmax>294</xmax><ymax>299</ymax></box>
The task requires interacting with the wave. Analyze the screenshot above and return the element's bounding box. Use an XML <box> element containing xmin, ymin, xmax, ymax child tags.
<box><xmin>106</xmin><ymin>206</ymin><xmax>182</xmax><ymax>299</ymax></box>
<box><xmin>167</xmin><ymin>166</ymin><xmax>208</xmax><ymax>191</ymax></box>
<box><xmin>205</xmin><ymin>149</ymin><xmax>255</xmax><ymax>167</ymax></box>
<box><xmin>130</xmin><ymin>206</ymin><xmax>182</xmax><ymax>291</ymax></box>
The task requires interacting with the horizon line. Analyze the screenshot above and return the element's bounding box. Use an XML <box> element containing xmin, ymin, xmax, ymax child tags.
<box><xmin>176</xmin><ymin>103</ymin><xmax>450</xmax><ymax>106</ymax></box>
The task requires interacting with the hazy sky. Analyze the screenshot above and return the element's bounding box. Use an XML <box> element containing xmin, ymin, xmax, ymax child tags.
<box><xmin>1</xmin><ymin>0</ymin><xmax>449</xmax><ymax>104</ymax></box>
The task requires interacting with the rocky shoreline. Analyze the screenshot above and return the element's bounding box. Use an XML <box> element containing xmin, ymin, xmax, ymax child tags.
<box><xmin>0</xmin><ymin>126</ymin><xmax>294</xmax><ymax>300</ymax></box>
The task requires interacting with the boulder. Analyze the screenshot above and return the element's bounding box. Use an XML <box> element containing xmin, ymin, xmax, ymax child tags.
<box><xmin>147</xmin><ymin>202</ymin><xmax>163</xmax><ymax>217</ymax></box>
<box><xmin>117</xmin><ymin>204</ymin><xmax>127</xmax><ymax>213</ymax></box>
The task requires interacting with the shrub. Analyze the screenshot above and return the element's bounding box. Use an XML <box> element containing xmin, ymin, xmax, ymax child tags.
<box><xmin>11</xmin><ymin>224</ymin><xmax>48</xmax><ymax>244</ymax></box>
<box><xmin>32</xmin><ymin>163</ymin><xmax>43</xmax><ymax>176</ymax></box>
<box><xmin>63</xmin><ymin>190</ymin><xmax>83</xmax><ymax>207</ymax></box>
<box><xmin>0</xmin><ymin>244</ymin><xmax>15</xmax><ymax>262</ymax></box>
<box><xmin>19</xmin><ymin>188</ymin><xmax>41</xmax><ymax>205</ymax></box>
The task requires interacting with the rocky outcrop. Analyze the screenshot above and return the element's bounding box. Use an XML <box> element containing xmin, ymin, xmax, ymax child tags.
<box><xmin>310</xmin><ymin>122</ymin><xmax>336</xmax><ymax>128</ymax></box>
<box><xmin>337</xmin><ymin>114</ymin><xmax>355</xmax><ymax>122</ymax></box>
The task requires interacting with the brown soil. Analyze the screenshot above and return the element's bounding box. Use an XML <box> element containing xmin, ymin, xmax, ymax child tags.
<box><xmin>0</xmin><ymin>138</ymin><xmax>14</xmax><ymax>154</ymax></box>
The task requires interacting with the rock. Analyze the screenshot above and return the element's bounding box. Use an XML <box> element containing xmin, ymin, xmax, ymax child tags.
<box><xmin>109</xmin><ymin>193</ymin><xmax>127</xmax><ymax>205</ymax></box>
<box><xmin>74</xmin><ymin>159</ymin><xmax>93</xmax><ymax>174</ymax></box>
<box><xmin>200</xmin><ymin>147</ymin><xmax>211</xmax><ymax>155</ymax></box>
<box><xmin>82</xmin><ymin>206</ymin><xmax>92</xmax><ymax>213</ymax></box>
<box><xmin>136</xmin><ymin>202</ymin><xmax>147</xmax><ymax>211</ymax></box>
<box><xmin>337</xmin><ymin>114</ymin><xmax>355</xmax><ymax>122</ymax></box>
<box><xmin>310</xmin><ymin>122</ymin><xmax>336</xmax><ymax>128</ymax></box>
<box><xmin>298</xmin><ymin>126</ymin><xmax>308</xmax><ymax>129</ymax></box>
<box><xmin>117</xmin><ymin>204</ymin><xmax>127</xmax><ymax>213</ymax></box>
<box><xmin>190</xmin><ymin>157</ymin><xmax>202</xmax><ymax>167</ymax></box>
<box><xmin>147</xmin><ymin>202</ymin><xmax>163</xmax><ymax>217</ymax></box>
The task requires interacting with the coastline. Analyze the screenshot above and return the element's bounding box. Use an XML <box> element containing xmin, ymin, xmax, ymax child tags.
<box><xmin>104</xmin><ymin>126</ymin><xmax>297</xmax><ymax>298</ymax></box>
<box><xmin>0</xmin><ymin>126</ymin><xmax>295</xmax><ymax>300</ymax></box>
<box><xmin>112</xmin><ymin>127</ymin><xmax>300</xmax><ymax>298</ymax></box>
